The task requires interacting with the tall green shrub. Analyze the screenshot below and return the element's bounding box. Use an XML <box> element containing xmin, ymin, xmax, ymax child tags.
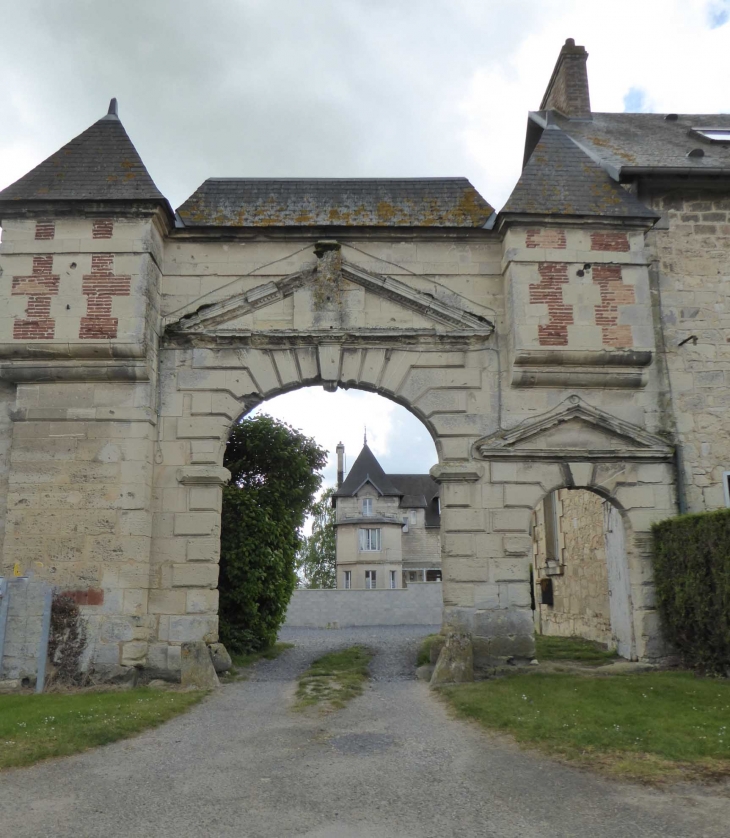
<box><xmin>219</xmin><ymin>415</ymin><xmax>326</xmax><ymax>654</ymax></box>
<box><xmin>652</xmin><ymin>508</ymin><xmax>730</xmax><ymax>674</ymax></box>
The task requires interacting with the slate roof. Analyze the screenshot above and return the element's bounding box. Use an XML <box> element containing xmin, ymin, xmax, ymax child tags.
<box><xmin>176</xmin><ymin>178</ymin><xmax>493</xmax><ymax>227</ymax></box>
<box><xmin>334</xmin><ymin>446</ymin><xmax>441</xmax><ymax>527</ymax></box>
<box><xmin>0</xmin><ymin>103</ymin><xmax>168</xmax><ymax>206</ymax></box>
<box><xmin>334</xmin><ymin>444</ymin><xmax>402</xmax><ymax>497</ymax></box>
<box><xmin>501</xmin><ymin>127</ymin><xmax>658</xmax><ymax>218</ymax></box>
<box><xmin>391</xmin><ymin>474</ymin><xmax>441</xmax><ymax>528</ymax></box>
<box><xmin>550</xmin><ymin>112</ymin><xmax>730</xmax><ymax>176</ymax></box>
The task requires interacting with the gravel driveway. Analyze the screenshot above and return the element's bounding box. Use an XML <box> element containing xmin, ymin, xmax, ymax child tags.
<box><xmin>1</xmin><ymin>626</ymin><xmax>729</xmax><ymax>838</ymax></box>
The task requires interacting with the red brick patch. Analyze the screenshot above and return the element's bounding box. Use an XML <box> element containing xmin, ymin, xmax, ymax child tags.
<box><xmin>593</xmin><ymin>265</ymin><xmax>635</xmax><ymax>347</ymax></box>
<box><xmin>526</xmin><ymin>228</ymin><xmax>567</xmax><ymax>249</ymax></box>
<box><xmin>590</xmin><ymin>232</ymin><xmax>629</xmax><ymax>252</ymax></box>
<box><xmin>12</xmin><ymin>255</ymin><xmax>60</xmax><ymax>339</ymax></box>
<box><xmin>530</xmin><ymin>263</ymin><xmax>573</xmax><ymax>346</ymax></box>
<box><xmin>80</xmin><ymin>254</ymin><xmax>131</xmax><ymax>339</ymax></box>
<box><xmin>34</xmin><ymin>221</ymin><xmax>55</xmax><ymax>241</ymax></box>
<box><xmin>92</xmin><ymin>219</ymin><xmax>114</xmax><ymax>239</ymax></box>
<box><xmin>59</xmin><ymin>588</ymin><xmax>104</xmax><ymax>606</ymax></box>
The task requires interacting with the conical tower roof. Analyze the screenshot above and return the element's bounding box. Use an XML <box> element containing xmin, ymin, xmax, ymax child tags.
<box><xmin>0</xmin><ymin>99</ymin><xmax>169</xmax><ymax>209</ymax></box>
<box><xmin>334</xmin><ymin>443</ymin><xmax>401</xmax><ymax>497</ymax></box>
<box><xmin>501</xmin><ymin>126</ymin><xmax>657</xmax><ymax>219</ymax></box>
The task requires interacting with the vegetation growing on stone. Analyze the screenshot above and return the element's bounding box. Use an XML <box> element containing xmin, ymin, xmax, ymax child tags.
<box><xmin>652</xmin><ymin>508</ymin><xmax>730</xmax><ymax>674</ymax></box>
<box><xmin>48</xmin><ymin>594</ymin><xmax>88</xmax><ymax>685</ymax></box>
<box><xmin>219</xmin><ymin>415</ymin><xmax>327</xmax><ymax>655</ymax></box>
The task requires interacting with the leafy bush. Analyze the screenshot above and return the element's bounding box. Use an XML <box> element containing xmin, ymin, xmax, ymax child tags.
<box><xmin>652</xmin><ymin>508</ymin><xmax>730</xmax><ymax>674</ymax></box>
<box><xmin>219</xmin><ymin>415</ymin><xmax>326</xmax><ymax>654</ymax></box>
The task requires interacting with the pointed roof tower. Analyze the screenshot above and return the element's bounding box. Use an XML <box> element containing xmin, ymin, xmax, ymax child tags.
<box><xmin>0</xmin><ymin>99</ymin><xmax>172</xmax><ymax>218</ymax></box>
<box><xmin>500</xmin><ymin>127</ymin><xmax>657</xmax><ymax>220</ymax></box>
<box><xmin>334</xmin><ymin>443</ymin><xmax>401</xmax><ymax>498</ymax></box>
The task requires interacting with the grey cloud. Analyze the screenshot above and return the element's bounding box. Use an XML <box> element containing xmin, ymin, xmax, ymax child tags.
<box><xmin>2</xmin><ymin>0</ymin><xmax>546</xmax><ymax>209</ymax></box>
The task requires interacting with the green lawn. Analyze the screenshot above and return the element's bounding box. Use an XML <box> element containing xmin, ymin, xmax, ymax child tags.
<box><xmin>535</xmin><ymin>634</ymin><xmax>619</xmax><ymax>666</ymax></box>
<box><xmin>296</xmin><ymin>646</ymin><xmax>373</xmax><ymax>710</ymax></box>
<box><xmin>0</xmin><ymin>688</ymin><xmax>205</xmax><ymax>770</ymax></box>
<box><xmin>442</xmin><ymin>672</ymin><xmax>730</xmax><ymax>782</ymax></box>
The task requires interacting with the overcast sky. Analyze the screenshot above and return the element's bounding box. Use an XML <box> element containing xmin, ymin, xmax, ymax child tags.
<box><xmin>2</xmin><ymin>0</ymin><xmax>729</xmax><ymax>486</ymax></box>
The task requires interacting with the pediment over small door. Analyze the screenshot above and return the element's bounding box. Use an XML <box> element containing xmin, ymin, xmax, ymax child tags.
<box><xmin>474</xmin><ymin>397</ymin><xmax>674</xmax><ymax>462</ymax></box>
<box><xmin>164</xmin><ymin>259</ymin><xmax>494</xmax><ymax>341</ymax></box>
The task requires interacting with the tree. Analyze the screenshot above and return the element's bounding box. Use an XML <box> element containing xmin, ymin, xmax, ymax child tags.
<box><xmin>219</xmin><ymin>415</ymin><xmax>327</xmax><ymax>654</ymax></box>
<box><xmin>297</xmin><ymin>487</ymin><xmax>337</xmax><ymax>588</ymax></box>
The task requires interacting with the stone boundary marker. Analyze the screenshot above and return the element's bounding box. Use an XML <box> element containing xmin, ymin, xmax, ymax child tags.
<box><xmin>0</xmin><ymin>577</ymin><xmax>52</xmax><ymax>688</ymax></box>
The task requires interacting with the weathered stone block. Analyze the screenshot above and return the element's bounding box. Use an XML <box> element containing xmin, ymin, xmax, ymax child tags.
<box><xmin>181</xmin><ymin>642</ymin><xmax>219</xmax><ymax>689</ymax></box>
<box><xmin>173</xmin><ymin>512</ymin><xmax>220</xmax><ymax>536</ymax></box>
<box><xmin>171</xmin><ymin>563</ymin><xmax>219</xmax><ymax>589</ymax></box>
<box><xmin>430</xmin><ymin>633</ymin><xmax>474</xmax><ymax>686</ymax></box>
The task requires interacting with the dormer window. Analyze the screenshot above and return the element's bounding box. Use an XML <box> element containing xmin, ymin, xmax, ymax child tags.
<box><xmin>692</xmin><ymin>128</ymin><xmax>730</xmax><ymax>143</ymax></box>
<box><xmin>362</xmin><ymin>498</ymin><xmax>373</xmax><ymax>516</ymax></box>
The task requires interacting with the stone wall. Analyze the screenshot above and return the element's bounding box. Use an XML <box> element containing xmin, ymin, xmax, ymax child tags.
<box><xmin>645</xmin><ymin>190</ymin><xmax>730</xmax><ymax>512</ymax></box>
<box><xmin>283</xmin><ymin>582</ymin><xmax>443</xmax><ymax>628</ymax></box>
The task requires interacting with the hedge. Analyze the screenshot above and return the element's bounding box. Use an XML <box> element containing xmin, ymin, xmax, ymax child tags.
<box><xmin>652</xmin><ymin>508</ymin><xmax>730</xmax><ymax>674</ymax></box>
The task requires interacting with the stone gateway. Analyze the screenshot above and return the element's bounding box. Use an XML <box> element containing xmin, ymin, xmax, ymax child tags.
<box><xmin>0</xmin><ymin>39</ymin><xmax>728</xmax><ymax>682</ymax></box>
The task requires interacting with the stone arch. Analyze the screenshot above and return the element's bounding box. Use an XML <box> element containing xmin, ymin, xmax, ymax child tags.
<box><xmin>457</xmin><ymin>400</ymin><xmax>677</xmax><ymax>666</ymax></box>
<box><xmin>146</xmin><ymin>339</ymin><xmax>494</xmax><ymax>669</ymax></box>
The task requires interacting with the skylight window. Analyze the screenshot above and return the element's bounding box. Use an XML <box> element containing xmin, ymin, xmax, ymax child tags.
<box><xmin>693</xmin><ymin>128</ymin><xmax>730</xmax><ymax>143</ymax></box>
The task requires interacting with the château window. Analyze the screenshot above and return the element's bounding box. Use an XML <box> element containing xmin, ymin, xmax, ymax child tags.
<box><xmin>343</xmin><ymin>571</ymin><xmax>351</xmax><ymax>590</ymax></box>
<box><xmin>359</xmin><ymin>528</ymin><xmax>381</xmax><ymax>551</ymax></box>
<box><xmin>362</xmin><ymin>498</ymin><xmax>373</xmax><ymax>516</ymax></box>
<box><xmin>390</xmin><ymin>570</ymin><xmax>397</xmax><ymax>589</ymax></box>
<box><xmin>365</xmin><ymin>570</ymin><xmax>377</xmax><ymax>589</ymax></box>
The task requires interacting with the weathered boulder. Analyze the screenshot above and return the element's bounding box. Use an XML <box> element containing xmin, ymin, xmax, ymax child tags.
<box><xmin>416</xmin><ymin>664</ymin><xmax>435</xmax><ymax>682</ymax></box>
<box><xmin>430</xmin><ymin>632</ymin><xmax>474</xmax><ymax>686</ymax></box>
<box><xmin>181</xmin><ymin>642</ymin><xmax>220</xmax><ymax>689</ymax></box>
<box><xmin>208</xmin><ymin>642</ymin><xmax>232</xmax><ymax>673</ymax></box>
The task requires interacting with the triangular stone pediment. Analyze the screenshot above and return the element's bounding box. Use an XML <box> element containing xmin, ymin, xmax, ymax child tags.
<box><xmin>474</xmin><ymin>397</ymin><xmax>673</xmax><ymax>461</ymax></box>
<box><xmin>164</xmin><ymin>259</ymin><xmax>493</xmax><ymax>339</ymax></box>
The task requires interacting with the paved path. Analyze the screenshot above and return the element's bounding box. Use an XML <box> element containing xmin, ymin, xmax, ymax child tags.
<box><xmin>2</xmin><ymin>626</ymin><xmax>729</xmax><ymax>838</ymax></box>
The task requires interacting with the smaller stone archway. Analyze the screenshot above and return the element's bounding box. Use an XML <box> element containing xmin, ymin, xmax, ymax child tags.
<box><xmin>531</xmin><ymin>485</ymin><xmax>635</xmax><ymax>659</ymax></box>
<box><xmin>445</xmin><ymin>396</ymin><xmax>677</xmax><ymax>667</ymax></box>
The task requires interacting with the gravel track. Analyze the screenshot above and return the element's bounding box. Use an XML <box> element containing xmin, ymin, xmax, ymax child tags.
<box><xmin>1</xmin><ymin>626</ymin><xmax>729</xmax><ymax>838</ymax></box>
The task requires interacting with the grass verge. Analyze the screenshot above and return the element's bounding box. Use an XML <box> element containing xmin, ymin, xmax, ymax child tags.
<box><xmin>295</xmin><ymin>645</ymin><xmax>373</xmax><ymax>711</ymax></box>
<box><xmin>0</xmin><ymin>688</ymin><xmax>205</xmax><ymax>770</ymax></box>
<box><xmin>534</xmin><ymin>634</ymin><xmax>619</xmax><ymax>666</ymax></box>
<box><xmin>416</xmin><ymin>634</ymin><xmax>442</xmax><ymax>667</ymax></box>
<box><xmin>441</xmin><ymin>671</ymin><xmax>730</xmax><ymax>783</ymax></box>
<box><xmin>224</xmin><ymin>642</ymin><xmax>295</xmax><ymax>681</ymax></box>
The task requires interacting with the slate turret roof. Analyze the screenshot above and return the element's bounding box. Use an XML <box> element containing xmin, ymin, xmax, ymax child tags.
<box><xmin>501</xmin><ymin>126</ymin><xmax>658</xmax><ymax>219</ymax></box>
<box><xmin>0</xmin><ymin>100</ymin><xmax>169</xmax><ymax>210</ymax></box>
<box><xmin>334</xmin><ymin>445</ymin><xmax>441</xmax><ymax>527</ymax></box>
<box><xmin>334</xmin><ymin>443</ymin><xmax>402</xmax><ymax>497</ymax></box>
<box><xmin>176</xmin><ymin>177</ymin><xmax>494</xmax><ymax>228</ymax></box>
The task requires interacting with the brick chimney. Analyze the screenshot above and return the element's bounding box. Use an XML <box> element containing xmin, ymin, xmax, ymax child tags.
<box><xmin>540</xmin><ymin>38</ymin><xmax>591</xmax><ymax>119</ymax></box>
<box><xmin>336</xmin><ymin>442</ymin><xmax>345</xmax><ymax>487</ymax></box>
